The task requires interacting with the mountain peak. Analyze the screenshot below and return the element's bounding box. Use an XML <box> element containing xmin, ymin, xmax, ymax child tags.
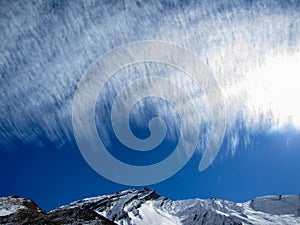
<box><xmin>1</xmin><ymin>190</ymin><xmax>300</xmax><ymax>224</ymax></box>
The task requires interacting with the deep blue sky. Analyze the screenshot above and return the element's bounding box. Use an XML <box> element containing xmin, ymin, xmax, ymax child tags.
<box><xmin>1</xmin><ymin>0</ymin><xmax>300</xmax><ymax>212</ymax></box>
<box><xmin>0</xmin><ymin>128</ymin><xmax>299</xmax><ymax>211</ymax></box>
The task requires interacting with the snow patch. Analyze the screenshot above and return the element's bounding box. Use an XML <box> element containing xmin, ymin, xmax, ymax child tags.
<box><xmin>0</xmin><ymin>196</ymin><xmax>26</xmax><ymax>217</ymax></box>
<box><xmin>249</xmin><ymin>195</ymin><xmax>300</xmax><ymax>215</ymax></box>
<box><xmin>128</xmin><ymin>201</ymin><xmax>181</xmax><ymax>225</ymax></box>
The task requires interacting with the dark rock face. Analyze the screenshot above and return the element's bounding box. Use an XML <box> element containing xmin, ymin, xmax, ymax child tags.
<box><xmin>23</xmin><ymin>208</ymin><xmax>116</xmax><ymax>225</ymax></box>
<box><xmin>0</xmin><ymin>196</ymin><xmax>46</xmax><ymax>224</ymax></box>
<box><xmin>0</xmin><ymin>195</ymin><xmax>116</xmax><ymax>225</ymax></box>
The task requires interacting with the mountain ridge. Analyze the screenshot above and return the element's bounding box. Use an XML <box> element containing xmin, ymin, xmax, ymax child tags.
<box><xmin>1</xmin><ymin>188</ymin><xmax>300</xmax><ymax>224</ymax></box>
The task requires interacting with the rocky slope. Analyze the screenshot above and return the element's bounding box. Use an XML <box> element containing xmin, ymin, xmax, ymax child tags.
<box><xmin>0</xmin><ymin>195</ymin><xmax>115</xmax><ymax>225</ymax></box>
<box><xmin>1</xmin><ymin>189</ymin><xmax>300</xmax><ymax>224</ymax></box>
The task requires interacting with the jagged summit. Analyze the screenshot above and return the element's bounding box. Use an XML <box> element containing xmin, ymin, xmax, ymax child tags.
<box><xmin>1</xmin><ymin>189</ymin><xmax>300</xmax><ymax>225</ymax></box>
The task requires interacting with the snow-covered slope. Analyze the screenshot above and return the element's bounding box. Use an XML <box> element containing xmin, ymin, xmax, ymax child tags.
<box><xmin>57</xmin><ymin>188</ymin><xmax>300</xmax><ymax>225</ymax></box>
<box><xmin>1</xmin><ymin>189</ymin><xmax>300</xmax><ymax>224</ymax></box>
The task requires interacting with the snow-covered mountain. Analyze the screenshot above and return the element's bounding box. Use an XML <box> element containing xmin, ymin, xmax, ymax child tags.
<box><xmin>1</xmin><ymin>188</ymin><xmax>300</xmax><ymax>225</ymax></box>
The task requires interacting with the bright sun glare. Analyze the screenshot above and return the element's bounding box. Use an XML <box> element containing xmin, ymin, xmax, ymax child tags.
<box><xmin>246</xmin><ymin>52</ymin><xmax>300</xmax><ymax>130</ymax></box>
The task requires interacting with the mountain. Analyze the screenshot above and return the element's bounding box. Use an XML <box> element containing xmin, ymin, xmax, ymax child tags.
<box><xmin>1</xmin><ymin>188</ymin><xmax>300</xmax><ymax>224</ymax></box>
<box><xmin>0</xmin><ymin>195</ymin><xmax>115</xmax><ymax>225</ymax></box>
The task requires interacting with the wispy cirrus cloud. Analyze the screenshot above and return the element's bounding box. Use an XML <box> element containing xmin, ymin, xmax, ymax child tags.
<box><xmin>0</xmin><ymin>0</ymin><xmax>299</xmax><ymax>157</ymax></box>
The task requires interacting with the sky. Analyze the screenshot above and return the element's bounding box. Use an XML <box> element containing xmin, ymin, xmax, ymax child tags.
<box><xmin>0</xmin><ymin>0</ymin><xmax>300</xmax><ymax>211</ymax></box>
